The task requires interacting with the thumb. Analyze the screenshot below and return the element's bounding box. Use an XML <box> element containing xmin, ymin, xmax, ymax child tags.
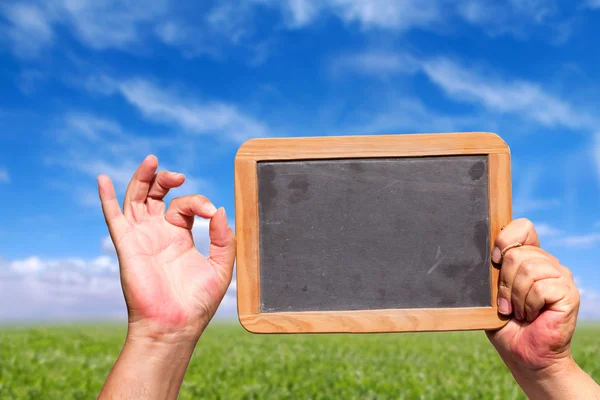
<box><xmin>98</xmin><ymin>174</ymin><xmax>129</xmax><ymax>242</ymax></box>
<box><xmin>207</xmin><ymin>207</ymin><xmax>236</xmax><ymax>279</ymax></box>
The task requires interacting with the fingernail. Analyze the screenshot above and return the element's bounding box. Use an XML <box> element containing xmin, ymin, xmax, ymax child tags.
<box><xmin>220</xmin><ymin>207</ymin><xmax>227</xmax><ymax>218</ymax></box>
<box><xmin>206</xmin><ymin>203</ymin><xmax>218</xmax><ymax>215</ymax></box>
<box><xmin>497</xmin><ymin>297</ymin><xmax>510</xmax><ymax>315</ymax></box>
<box><xmin>491</xmin><ymin>247</ymin><xmax>502</xmax><ymax>264</ymax></box>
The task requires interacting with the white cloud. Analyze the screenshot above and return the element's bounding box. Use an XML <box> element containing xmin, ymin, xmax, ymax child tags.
<box><xmin>118</xmin><ymin>79</ymin><xmax>269</xmax><ymax>141</ymax></box>
<box><xmin>10</xmin><ymin>256</ymin><xmax>45</xmax><ymax>274</ymax></box>
<box><xmin>54</xmin><ymin>113</ymin><xmax>156</xmax><ymax>188</ymax></box>
<box><xmin>206</xmin><ymin>2</ymin><xmax>252</xmax><ymax>44</ymax></box>
<box><xmin>192</xmin><ymin>218</ymin><xmax>212</xmax><ymax>258</ymax></box>
<box><xmin>78</xmin><ymin>160</ymin><xmax>139</xmax><ymax>189</ymax></box>
<box><xmin>585</xmin><ymin>0</ymin><xmax>600</xmax><ymax>9</ymax></box>
<box><xmin>514</xmin><ymin>198</ymin><xmax>562</xmax><ymax>215</ymax></box>
<box><xmin>334</xmin><ymin>51</ymin><xmax>598</xmax><ymax>132</ymax></box>
<box><xmin>1</xmin><ymin>3</ymin><xmax>53</xmax><ymax>58</ymax></box>
<box><xmin>0</xmin><ymin>0</ymin><xmax>257</xmax><ymax>61</ymax></box>
<box><xmin>1</xmin><ymin>0</ymin><xmax>572</xmax><ymax>61</ymax></box>
<box><xmin>153</xmin><ymin>21</ymin><xmax>219</xmax><ymax>59</ymax></box>
<box><xmin>534</xmin><ymin>223</ymin><xmax>561</xmax><ymax>238</ymax></box>
<box><xmin>576</xmin><ymin>278</ymin><xmax>600</xmax><ymax>320</ymax></box>
<box><xmin>0</xmin><ymin>168</ymin><xmax>9</xmax><ymax>183</ymax></box>
<box><xmin>421</xmin><ymin>58</ymin><xmax>597</xmax><ymax>131</ymax></box>
<box><xmin>86</xmin><ymin>77</ymin><xmax>269</xmax><ymax>142</ymax></box>
<box><xmin>0</xmin><ymin>255</ymin><xmax>125</xmax><ymax>321</ymax></box>
<box><xmin>101</xmin><ymin>235</ymin><xmax>116</xmax><ymax>256</ymax></box>
<box><xmin>152</xmin><ymin>2</ymin><xmax>266</xmax><ymax>61</ymax></box>
<box><xmin>56</xmin><ymin>0</ymin><xmax>166</xmax><ymax>51</ymax></box>
<box><xmin>263</xmin><ymin>0</ymin><xmax>320</xmax><ymax>27</ymax></box>
<box><xmin>257</xmin><ymin>0</ymin><xmax>567</xmax><ymax>42</ymax></box>
<box><xmin>0</xmin><ymin>0</ymin><xmax>166</xmax><ymax>58</ymax></box>
<box><xmin>48</xmin><ymin>112</ymin><xmax>209</xmax><ymax>208</ymax></box>
<box><xmin>511</xmin><ymin>164</ymin><xmax>563</xmax><ymax>215</ymax></box>
<box><xmin>64</xmin><ymin>112</ymin><xmax>123</xmax><ymax>141</ymax></box>
<box><xmin>457</xmin><ymin>0</ymin><xmax>560</xmax><ymax>39</ymax></box>
<box><xmin>155</xmin><ymin>21</ymin><xmax>183</xmax><ymax>45</ymax></box>
<box><xmin>558</xmin><ymin>233</ymin><xmax>600</xmax><ymax>248</ymax></box>
<box><xmin>343</xmin><ymin>96</ymin><xmax>484</xmax><ymax>135</ymax></box>
<box><xmin>266</xmin><ymin>0</ymin><xmax>443</xmax><ymax>31</ymax></box>
<box><xmin>0</xmin><ymin>219</ymin><xmax>238</xmax><ymax>322</ymax></box>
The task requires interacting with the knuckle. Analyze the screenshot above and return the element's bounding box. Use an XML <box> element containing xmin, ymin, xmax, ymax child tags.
<box><xmin>532</xmin><ymin>280</ymin><xmax>545</xmax><ymax>297</ymax></box>
<box><xmin>520</xmin><ymin>260</ymin><xmax>536</xmax><ymax>278</ymax></box>
<box><xmin>502</xmin><ymin>249</ymin><xmax>520</xmax><ymax>265</ymax></box>
<box><xmin>498</xmin><ymin>279</ymin><xmax>511</xmax><ymax>297</ymax></box>
<box><xmin>510</xmin><ymin>287</ymin><xmax>522</xmax><ymax>302</ymax></box>
<box><xmin>498</xmin><ymin>269</ymin><xmax>510</xmax><ymax>286</ymax></box>
<box><xmin>565</xmin><ymin>267</ymin><xmax>574</xmax><ymax>280</ymax></box>
<box><xmin>541</xmin><ymin>249</ymin><xmax>559</xmax><ymax>264</ymax></box>
<box><xmin>498</xmin><ymin>281</ymin><xmax>510</xmax><ymax>293</ymax></box>
<box><xmin>558</xmin><ymin>265</ymin><xmax>573</xmax><ymax>281</ymax></box>
<box><xmin>521</xmin><ymin>218</ymin><xmax>534</xmax><ymax>231</ymax></box>
<box><xmin>513</xmin><ymin>217</ymin><xmax>533</xmax><ymax>230</ymax></box>
<box><xmin>510</xmin><ymin>292</ymin><xmax>522</xmax><ymax>309</ymax></box>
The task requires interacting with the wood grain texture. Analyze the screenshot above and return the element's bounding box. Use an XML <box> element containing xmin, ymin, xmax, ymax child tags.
<box><xmin>488</xmin><ymin>152</ymin><xmax>513</xmax><ymax>315</ymax></box>
<box><xmin>239</xmin><ymin>308</ymin><xmax>509</xmax><ymax>334</ymax></box>
<box><xmin>235</xmin><ymin>132</ymin><xmax>512</xmax><ymax>333</ymax></box>
<box><xmin>236</xmin><ymin>132</ymin><xmax>509</xmax><ymax>161</ymax></box>
<box><xmin>234</xmin><ymin>160</ymin><xmax>260</xmax><ymax>316</ymax></box>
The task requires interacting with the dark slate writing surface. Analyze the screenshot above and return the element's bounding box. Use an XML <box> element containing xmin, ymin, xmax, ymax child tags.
<box><xmin>257</xmin><ymin>156</ymin><xmax>491</xmax><ymax>313</ymax></box>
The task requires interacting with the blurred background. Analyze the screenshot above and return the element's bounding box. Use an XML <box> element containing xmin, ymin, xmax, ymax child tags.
<box><xmin>0</xmin><ymin>1</ymin><xmax>599</xmax><ymax>398</ymax></box>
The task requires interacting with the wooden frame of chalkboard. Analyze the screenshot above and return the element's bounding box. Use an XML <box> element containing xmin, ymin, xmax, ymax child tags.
<box><xmin>234</xmin><ymin>132</ymin><xmax>511</xmax><ymax>333</ymax></box>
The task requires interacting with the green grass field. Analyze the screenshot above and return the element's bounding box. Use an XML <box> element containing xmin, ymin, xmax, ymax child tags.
<box><xmin>1</xmin><ymin>322</ymin><xmax>598</xmax><ymax>399</ymax></box>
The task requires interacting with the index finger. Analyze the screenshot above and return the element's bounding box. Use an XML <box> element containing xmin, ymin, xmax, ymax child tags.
<box><xmin>123</xmin><ymin>155</ymin><xmax>159</xmax><ymax>217</ymax></box>
<box><xmin>492</xmin><ymin>218</ymin><xmax>540</xmax><ymax>263</ymax></box>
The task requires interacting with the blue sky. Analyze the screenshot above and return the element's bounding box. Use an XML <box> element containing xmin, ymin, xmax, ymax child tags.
<box><xmin>1</xmin><ymin>0</ymin><xmax>600</xmax><ymax>322</ymax></box>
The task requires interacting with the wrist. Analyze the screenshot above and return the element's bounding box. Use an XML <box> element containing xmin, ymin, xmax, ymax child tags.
<box><xmin>124</xmin><ymin>331</ymin><xmax>199</xmax><ymax>362</ymax></box>
<box><xmin>126</xmin><ymin>317</ymin><xmax>205</xmax><ymax>349</ymax></box>
<box><xmin>98</xmin><ymin>330</ymin><xmax>198</xmax><ymax>400</ymax></box>
<box><xmin>123</xmin><ymin>319</ymin><xmax>202</xmax><ymax>368</ymax></box>
<box><xmin>510</xmin><ymin>357</ymin><xmax>589</xmax><ymax>400</ymax></box>
<box><xmin>515</xmin><ymin>356</ymin><xmax>577</xmax><ymax>382</ymax></box>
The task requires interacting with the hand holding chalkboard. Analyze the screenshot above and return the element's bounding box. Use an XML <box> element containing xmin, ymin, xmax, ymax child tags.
<box><xmin>485</xmin><ymin>219</ymin><xmax>597</xmax><ymax>400</ymax></box>
<box><xmin>234</xmin><ymin>132</ymin><xmax>511</xmax><ymax>333</ymax></box>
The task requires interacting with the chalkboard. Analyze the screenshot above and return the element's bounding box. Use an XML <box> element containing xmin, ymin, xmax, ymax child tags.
<box><xmin>257</xmin><ymin>156</ymin><xmax>490</xmax><ymax>313</ymax></box>
<box><xmin>235</xmin><ymin>132</ymin><xmax>511</xmax><ymax>333</ymax></box>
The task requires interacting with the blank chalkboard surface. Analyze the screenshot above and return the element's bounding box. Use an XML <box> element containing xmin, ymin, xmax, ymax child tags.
<box><xmin>258</xmin><ymin>156</ymin><xmax>490</xmax><ymax>313</ymax></box>
<box><xmin>235</xmin><ymin>133</ymin><xmax>512</xmax><ymax>333</ymax></box>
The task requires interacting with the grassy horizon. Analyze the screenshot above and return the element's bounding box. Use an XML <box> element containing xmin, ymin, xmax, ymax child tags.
<box><xmin>1</xmin><ymin>322</ymin><xmax>598</xmax><ymax>399</ymax></box>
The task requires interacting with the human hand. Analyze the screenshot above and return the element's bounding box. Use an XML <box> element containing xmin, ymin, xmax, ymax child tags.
<box><xmin>98</xmin><ymin>155</ymin><xmax>236</xmax><ymax>344</ymax></box>
<box><xmin>97</xmin><ymin>155</ymin><xmax>236</xmax><ymax>399</ymax></box>
<box><xmin>485</xmin><ymin>219</ymin><xmax>597</xmax><ymax>399</ymax></box>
